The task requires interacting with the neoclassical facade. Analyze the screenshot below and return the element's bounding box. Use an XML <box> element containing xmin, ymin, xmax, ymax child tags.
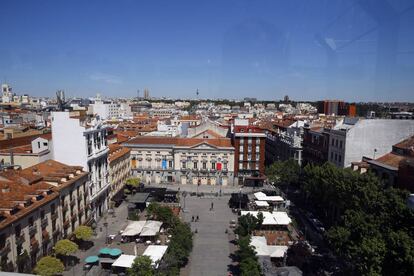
<box><xmin>123</xmin><ymin>137</ymin><xmax>235</xmax><ymax>186</ymax></box>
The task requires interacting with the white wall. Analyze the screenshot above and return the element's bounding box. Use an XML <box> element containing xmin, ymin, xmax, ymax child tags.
<box><xmin>343</xmin><ymin>119</ymin><xmax>414</xmax><ymax>167</ymax></box>
<box><xmin>51</xmin><ymin>112</ymin><xmax>88</xmax><ymax>169</ymax></box>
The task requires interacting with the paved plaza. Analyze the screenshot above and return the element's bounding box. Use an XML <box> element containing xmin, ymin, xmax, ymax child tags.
<box><xmin>61</xmin><ymin>183</ymin><xmax>257</xmax><ymax>276</ymax></box>
<box><xmin>181</xmin><ymin>194</ymin><xmax>237</xmax><ymax>276</ymax></box>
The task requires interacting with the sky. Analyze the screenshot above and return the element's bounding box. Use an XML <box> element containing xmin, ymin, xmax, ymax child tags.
<box><xmin>1</xmin><ymin>0</ymin><xmax>414</xmax><ymax>102</ymax></box>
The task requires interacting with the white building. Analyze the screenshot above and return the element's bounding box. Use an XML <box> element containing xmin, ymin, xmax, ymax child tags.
<box><xmin>1</xmin><ymin>83</ymin><xmax>13</xmax><ymax>103</ymax></box>
<box><xmin>328</xmin><ymin>118</ymin><xmax>414</xmax><ymax>167</ymax></box>
<box><xmin>51</xmin><ymin>111</ymin><xmax>110</xmax><ymax>220</ymax></box>
<box><xmin>89</xmin><ymin>98</ymin><xmax>120</xmax><ymax>120</ymax></box>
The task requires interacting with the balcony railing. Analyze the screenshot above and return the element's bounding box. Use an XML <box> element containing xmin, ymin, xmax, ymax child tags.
<box><xmin>51</xmin><ymin>212</ymin><xmax>58</xmax><ymax>221</ymax></box>
<box><xmin>28</xmin><ymin>225</ymin><xmax>37</xmax><ymax>236</ymax></box>
<box><xmin>0</xmin><ymin>241</ymin><xmax>11</xmax><ymax>256</ymax></box>
<box><xmin>52</xmin><ymin>226</ymin><xmax>60</xmax><ymax>236</ymax></box>
<box><xmin>15</xmin><ymin>234</ymin><xmax>25</xmax><ymax>245</ymax></box>
<box><xmin>70</xmin><ymin>198</ymin><xmax>76</xmax><ymax>207</ymax></box>
<box><xmin>41</xmin><ymin>217</ymin><xmax>48</xmax><ymax>228</ymax></box>
<box><xmin>63</xmin><ymin>219</ymin><xmax>70</xmax><ymax>229</ymax></box>
<box><xmin>30</xmin><ymin>238</ymin><xmax>39</xmax><ymax>252</ymax></box>
<box><xmin>42</xmin><ymin>230</ymin><xmax>49</xmax><ymax>243</ymax></box>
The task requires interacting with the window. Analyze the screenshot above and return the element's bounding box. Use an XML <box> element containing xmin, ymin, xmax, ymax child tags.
<box><xmin>239</xmin><ymin>145</ymin><xmax>244</xmax><ymax>152</ymax></box>
<box><xmin>338</xmin><ymin>155</ymin><xmax>342</xmax><ymax>163</ymax></box>
<box><xmin>223</xmin><ymin>163</ymin><xmax>227</xmax><ymax>170</ymax></box>
<box><xmin>334</xmin><ymin>153</ymin><xmax>337</xmax><ymax>161</ymax></box>
<box><xmin>203</xmin><ymin>162</ymin><xmax>207</xmax><ymax>169</ymax></box>
<box><xmin>193</xmin><ymin>162</ymin><xmax>198</xmax><ymax>169</ymax></box>
<box><xmin>169</xmin><ymin>160</ymin><xmax>173</xmax><ymax>168</ymax></box>
<box><xmin>331</xmin><ymin>152</ymin><xmax>333</xmax><ymax>160</ymax></box>
<box><xmin>339</xmin><ymin>141</ymin><xmax>343</xmax><ymax>149</ymax></box>
<box><xmin>239</xmin><ymin>163</ymin><xmax>243</xmax><ymax>170</ymax></box>
<box><xmin>331</xmin><ymin>139</ymin><xmax>334</xmax><ymax>146</ymax></box>
<box><xmin>211</xmin><ymin>162</ymin><xmax>216</xmax><ymax>170</ymax></box>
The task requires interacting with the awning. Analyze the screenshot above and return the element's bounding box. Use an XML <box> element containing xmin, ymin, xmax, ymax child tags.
<box><xmin>143</xmin><ymin>245</ymin><xmax>168</xmax><ymax>268</ymax></box>
<box><xmin>109</xmin><ymin>248</ymin><xmax>122</xmax><ymax>257</ymax></box>
<box><xmin>99</xmin><ymin>248</ymin><xmax>111</xmax><ymax>255</ymax></box>
<box><xmin>122</xmin><ymin>221</ymin><xmax>146</xmax><ymax>236</ymax></box>
<box><xmin>112</xmin><ymin>254</ymin><xmax>137</xmax><ymax>268</ymax></box>
<box><xmin>255</xmin><ymin>200</ymin><xmax>269</xmax><ymax>207</ymax></box>
<box><xmin>85</xmin><ymin>256</ymin><xmax>99</xmax><ymax>264</ymax></box>
<box><xmin>140</xmin><ymin>221</ymin><xmax>163</xmax><ymax>237</ymax></box>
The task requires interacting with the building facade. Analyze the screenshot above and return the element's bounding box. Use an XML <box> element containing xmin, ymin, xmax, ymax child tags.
<box><xmin>51</xmin><ymin>112</ymin><xmax>110</xmax><ymax>221</ymax></box>
<box><xmin>108</xmin><ymin>144</ymin><xmax>131</xmax><ymax>203</ymax></box>
<box><xmin>124</xmin><ymin>137</ymin><xmax>235</xmax><ymax>186</ymax></box>
<box><xmin>0</xmin><ymin>160</ymin><xmax>89</xmax><ymax>273</ymax></box>
<box><xmin>327</xmin><ymin>118</ymin><xmax>414</xmax><ymax>167</ymax></box>
<box><xmin>232</xmin><ymin>120</ymin><xmax>266</xmax><ymax>186</ymax></box>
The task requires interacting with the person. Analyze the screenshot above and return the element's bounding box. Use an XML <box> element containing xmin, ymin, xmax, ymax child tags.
<box><xmin>191</xmin><ymin>216</ymin><xmax>194</xmax><ymax>222</ymax></box>
<box><xmin>196</xmin><ymin>215</ymin><xmax>199</xmax><ymax>221</ymax></box>
<box><xmin>211</xmin><ymin>202</ymin><xmax>214</xmax><ymax>210</ymax></box>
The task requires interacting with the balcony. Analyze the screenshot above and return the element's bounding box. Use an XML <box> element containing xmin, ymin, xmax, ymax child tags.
<box><xmin>28</xmin><ymin>225</ymin><xmax>37</xmax><ymax>236</ymax></box>
<box><xmin>0</xmin><ymin>241</ymin><xmax>11</xmax><ymax>256</ymax></box>
<box><xmin>30</xmin><ymin>237</ymin><xmax>39</xmax><ymax>252</ymax></box>
<box><xmin>52</xmin><ymin>227</ymin><xmax>60</xmax><ymax>236</ymax></box>
<box><xmin>63</xmin><ymin>219</ymin><xmax>70</xmax><ymax>229</ymax></box>
<box><xmin>42</xmin><ymin>230</ymin><xmax>50</xmax><ymax>243</ymax></box>
<box><xmin>51</xmin><ymin>212</ymin><xmax>58</xmax><ymax>221</ymax></box>
<box><xmin>41</xmin><ymin>217</ymin><xmax>48</xmax><ymax>228</ymax></box>
<box><xmin>70</xmin><ymin>198</ymin><xmax>76</xmax><ymax>207</ymax></box>
<box><xmin>15</xmin><ymin>234</ymin><xmax>25</xmax><ymax>245</ymax></box>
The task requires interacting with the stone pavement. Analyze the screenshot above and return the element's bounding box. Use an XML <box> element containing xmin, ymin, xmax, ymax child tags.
<box><xmin>181</xmin><ymin>194</ymin><xmax>237</xmax><ymax>276</ymax></box>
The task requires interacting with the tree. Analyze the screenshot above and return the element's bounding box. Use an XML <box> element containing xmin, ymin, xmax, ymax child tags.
<box><xmin>126</xmin><ymin>178</ymin><xmax>140</xmax><ymax>187</ymax></box>
<box><xmin>127</xmin><ymin>255</ymin><xmax>154</xmax><ymax>276</ymax></box>
<box><xmin>54</xmin><ymin>239</ymin><xmax>78</xmax><ymax>266</ymax></box>
<box><xmin>240</xmin><ymin>257</ymin><xmax>261</xmax><ymax>276</ymax></box>
<box><xmin>34</xmin><ymin>256</ymin><xmax>64</xmax><ymax>276</ymax></box>
<box><xmin>73</xmin><ymin>225</ymin><xmax>93</xmax><ymax>241</ymax></box>
<box><xmin>235</xmin><ymin>213</ymin><xmax>263</xmax><ymax>237</ymax></box>
<box><xmin>266</xmin><ymin>159</ymin><xmax>300</xmax><ymax>186</ymax></box>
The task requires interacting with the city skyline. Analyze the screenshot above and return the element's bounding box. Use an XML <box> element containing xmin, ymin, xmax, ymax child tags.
<box><xmin>1</xmin><ymin>0</ymin><xmax>414</xmax><ymax>102</ymax></box>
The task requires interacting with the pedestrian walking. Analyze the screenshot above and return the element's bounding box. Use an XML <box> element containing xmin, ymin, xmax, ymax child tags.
<box><xmin>191</xmin><ymin>216</ymin><xmax>194</xmax><ymax>222</ymax></box>
<box><xmin>211</xmin><ymin>201</ymin><xmax>214</xmax><ymax>210</ymax></box>
<box><xmin>196</xmin><ymin>215</ymin><xmax>199</xmax><ymax>221</ymax></box>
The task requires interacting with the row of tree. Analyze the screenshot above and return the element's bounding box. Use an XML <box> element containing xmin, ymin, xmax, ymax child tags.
<box><xmin>234</xmin><ymin>214</ymin><xmax>263</xmax><ymax>276</ymax></box>
<box><xmin>267</xmin><ymin>160</ymin><xmax>414</xmax><ymax>276</ymax></box>
<box><xmin>34</xmin><ymin>225</ymin><xmax>94</xmax><ymax>276</ymax></box>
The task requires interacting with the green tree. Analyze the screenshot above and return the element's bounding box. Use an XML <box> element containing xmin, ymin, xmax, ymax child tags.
<box><xmin>240</xmin><ymin>257</ymin><xmax>261</xmax><ymax>276</ymax></box>
<box><xmin>34</xmin><ymin>256</ymin><xmax>65</xmax><ymax>276</ymax></box>
<box><xmin>126</xmin><ymin>178</ymin><xmax>140</xmax><ymax>187</ymax></box>
<box><xmin>235</xmin><ymin>213</ymin><xmax>263</xmax><ymax>237</ymax></box>
<box><xmin>54</xmin><ymin>239</ymin><xmax>78</xmax><ymax>266</ymax></box>
<box><xmin>73</xmin><ymin>225</ymin><xmax>93</xmax><ymax>241</ymax></box>
<box><xmin>266</xmin><ymin>159</ymin><xmax>300</xmax><ymax>186</ymax></box>
<box><xmin>127</xmin><ymin>255</ymin><xmax>154</xmax><ymax>276</ymax></box>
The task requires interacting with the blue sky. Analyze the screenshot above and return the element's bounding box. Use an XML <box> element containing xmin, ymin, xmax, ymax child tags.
<box><xmin>1</xmin><ymin>0</ymin><xmax>414</xmax><ymax>101</ymax></box>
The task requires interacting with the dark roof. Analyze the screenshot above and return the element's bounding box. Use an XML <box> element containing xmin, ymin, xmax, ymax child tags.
<box><xmin>129</xmin><ymin>193</ymin><xmax>150</xmax><ymax>203</ymax></box>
